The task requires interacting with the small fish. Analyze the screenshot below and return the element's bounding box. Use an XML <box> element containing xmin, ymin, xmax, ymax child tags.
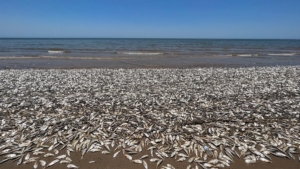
<box><xmin>260</xmin><ymin>157</ymin><xmax>271</xmax><ymax>163</ymax></box>
<box><xmin>272</xmin><ymin>152</ymin><xmax>287</xmax><ymax>157</ymax></box>
<box><xmin>89</xmin><ymin>148</ymin><xmax>100</xmax><ymax>153</ymax></box>
<box><xmin>25</xmin><ymin>153</ymin><xmax>30</xmax><ymax>160</ymax></box>
<box><xmin>67</xmin><ymin>164</ymin><xmax>79</xmax><ymax>168</ymax></box>
<box><xmin>156</xmin><ymin>160</ymin><xmax>163</xmax><ymax>168</ymax></box>
<box><xmin>150</xmin><ymin>158</ymin><xmax>160</xmax><ymax>162</ymax></box>
<box><xmin>160</xmin><ymin>151</ymin><xmax>168</xmax><ymax>158</ymax></box>
<box><xmin>5</xmin><ymin>154</ymin><xmax>17</xmax><ymax>159</ymax></box>
<box><xmin>0</xmin><ymin>158</ymin><xmax>9</xmax><ymax>164</ymax></box>
<box><xmin>56</xmin><ymin>154</ymin><xmax>67</xmax><ymax>159</ymax></box>
<box><xmin>177</xmin><ymin>157</ymin><xmax>186</xmax><ymax>162</ymax></box>
<box><xmin>33</xmin><ymin>161</ymin><xmax>38</xmax><ymax>169</ymax></box>
<box><xmin>23</xmin><ymin>159</ymin><xmax>36</xmax><ymax>164</ymax></box>
<box><xmin>124</xmin><ymin>154</ymin><xmax>132</xmax><ymax>161</ymax></box>
<box><xmin>89</xmin><ymin>161</ymin><xmax>95</xmax><ymax>163</ymax></box>
<box><xmin>46</xmin><ymin>159</ymin><xmax>59</xmax><ymax>168</ymax></box>
<box><xmin>33</xmin><ymin>151</ymin><xmax>45</xmax><ymax>155</ymax></box>
<box><xmin>132</xmin><ymin>159</ymin><xmax>142</xmax><ymax>164</ymax></box>
<box><xmin>208</xmin><ymin>159</ymin><xmax>218</xmax><ymax>164</ymax></box>
<box><xmin>188</xmin><ymin>157</ymin><xmax>194</xmax><ymax>163</ymax></box>
<box><xmin>17</xmin><ymin>155</ymin><xmax>23</xmax><ymax>165</ymax></box>
<box><xmin>53</xmin><ymin>149</ymin><xmax>59</xmax><ymax>155</ymax></box>
<box><xmin>60</xmin><ymin>160</ymin><xmax>71</xmax><ymax>164</ymax></box>
<box><xmin>140</xmin><ymin>155</ymin><xmax>148</xmax><ymax>159</ymax></box>
<box><xmin>142</xmin><ymin>160</ymin><xmax>148</xmax><ymax>169</ymax></box>
<box><xmin>215</xmin><ymin>163</ymin><xmax>225</xmax><ymax>168</ymax></box>
<box><xmin>39</xmin><ymin>160</ymin><xmax>46</xmax><ymax>166</ymax></box>
<box><xmin>113</xmin><ymin>151</ymin><xmax>120</xmax><ymax>158</ymax></box>
<box><xmin>245</xmin><ymin>159</ymin><xmax>256</xmax><ymax>164</ymax></box>
<box><xmin>204</xmin><ymin>163</ymin><xmax>214</xmax><ymax>167</ymax></box>
<box><xmin>44</xmin><ymin>153</ymin><xmax>54</xmax><ymax>157</ymax></box>
<box><xmin>66</xmin><ymin>157</ymin><xmax>72</xmax><ymax>162</ymax></box>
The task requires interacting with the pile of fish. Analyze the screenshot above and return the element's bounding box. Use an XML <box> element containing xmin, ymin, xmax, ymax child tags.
<box><xmin>0</xmin><ymin>66</ymin><xmax>299</xmax><ymax>169</ymax></box>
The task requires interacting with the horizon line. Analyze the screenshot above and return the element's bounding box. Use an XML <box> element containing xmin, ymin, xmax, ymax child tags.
<box><xmin>0</xmin><ymin>37</ymin><xmax>299</xmax><ymax>40</ymax></box>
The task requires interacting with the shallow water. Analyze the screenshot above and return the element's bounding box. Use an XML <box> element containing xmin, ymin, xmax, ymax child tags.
<box><xmin>0</xmin><ymin>38</ymin><xmax>299</xmax><ymax>58</ymax></box>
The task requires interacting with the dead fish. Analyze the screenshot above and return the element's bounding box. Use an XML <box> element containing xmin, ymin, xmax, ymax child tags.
<box><xmin>39</xmin><ymin>160</ymin><xmax>46</xmax><ymax>166</ymax></box>
<box><xmin>140</xmin><ymin>155</ymin><xmax>148</xmax><ymax>159</ymax></box>
<box><xmin>245</xmin><ymin>159</ymin><xmax>256</xmax><ymax>163</ymax></box>
<box><xmin>33</xmin><ymin>161</ymin><xmax>38</xmax><ymax>169</ymax></box>
<box><xmin>177</xmin><ymin>157</ymin><xmax>186</xmax><ymax>162</ymax></box>
<box><xmin>124</xmin><ymin>154</ymin><xmax>133</xmax><ymax>161</ymax></box>
<box><xmin>150</xmin><ymin>158</ymin><xmax>160</xmax><ymax>162</ymax></box>
<box><xmin>208</xmin><ymin>159</ymin><xmax>218</xmax><ymax>164</ymax></box>
<box><xmin>67</xmin><ymin>164</ymin><xmax>79</xmax><ymax>168</ymax></box>
<box><xmin>272</xmin><ymin>152</ymin><xmax>287</xmax><ymax>158</ymax></box>
<box><xmin>0</xmin><ymin>158</ymin><xmax>9</xmax><ymax>164</ymax></box>
<box><xmin>188</xmin><ymin>157</ymin><xmax>194</xmax><ymax>163</ymax></box>
<box><xmin>25</xmin><ymin>153</ymin><xmax>30</xmax><ymax>160</ymax></box>
<box><xmin>157</xmin><ymin>160</ymin><xmax>163</xmax><ymax>168</ymax></box>
<box><xmin>113</xmin><ymin>151</ymin><xmax>120</xmax><ymax>158</ymax></box>
<box><xmin>44</xmin><ymin>153</ymin><xmax>54</xmax><ymax>157</ymax></box>
<box><xmin>46</xmin><ymin>159</ymin><xmax>59</xmax><ymax>168</ymax></box>
<box><xmin>17</xmin><ymin>155</ymin><xmax>24</xmax><ymax>165</ymax></box>
<box><xmin>53</xmin><ymin>149</ymin><xmax>59</xmax><ymax>155</ymax></box>
<box><xmin>5</xmin><ymin>154</ymin><xmax>17</xmax><ymax>159</ymax></box>
<box><xmin>260</xmin><ymin>157</ymin><xmax>271</xmax><ymax>163</ymax></box>
<box><xmin>132</xmin><ymin>159</ymin><xmax>143</xmax><ymax>164</ymax></box>
<box><xmin>204</xmin><ymin>163</ymin><xmax>214</xmax><ymax>167</ymax></box>
<box><xmin>33</xmin><ymin>151</ymin><xmax>45</xmax><ymax>155</ymax></box>
<box><xmin>60</xmin><ymin>160</ymin><xmax>71</xmax><ymax>164</ymax></box>
<box><xmin>23</xmin><ymin>159</ymin><xmax>36</xmax><ymax>164</ymax></box>
<box><xmin>56</xmin><ymin>154</ymin><xmax>67</xmax><ymax>159</ymax></box>
<box><xmin>142</xmin><ymin>160</ymin><xmax>148</xmax><ymax>169</ymax></box>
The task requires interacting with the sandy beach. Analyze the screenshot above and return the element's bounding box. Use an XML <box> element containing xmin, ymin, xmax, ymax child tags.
<box><xmin>1</xmin><ymin>54</ymin><xmax>300</xmax><ymax>69</ymax></box>
<box><xmin>0</xmin><ymin>67</ymin><xmax>300</xmax><ymax>169</ymax></box>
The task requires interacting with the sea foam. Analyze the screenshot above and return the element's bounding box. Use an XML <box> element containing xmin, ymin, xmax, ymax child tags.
<box><xmin>48</xmin><ymin>50</ymin><xmax>64</xmax><ymax>54</ymax></box>
<box><xmin>118</xmin><ymin>52</ymin><xmax>163</xmax><ymax>55</ymax></box>
<box><xmin>267</xmin><ymin>53</ymin><xmax>296</xmax><ymax>56</ymax></box>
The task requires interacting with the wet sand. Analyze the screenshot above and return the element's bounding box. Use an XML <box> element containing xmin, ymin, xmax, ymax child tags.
<box><xmin>1</xmin><ymin>149</ymin><xmax>299</xmax><ymax>169</ymax></box>
<box><xmin>0</xmin><ymin>54</ymin><xmax>300</xmax><ymax>69</ymax></box>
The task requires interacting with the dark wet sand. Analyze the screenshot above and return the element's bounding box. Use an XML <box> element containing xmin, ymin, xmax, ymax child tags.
<box><xmin>1</xmin><ymin>151</ymin><xmax>299</xmax><ymax>169</ymax></box>
<box><xmin>0</xmin><ymin>55</ymin><xmax>300</xmax><ymax>69</ymax></box>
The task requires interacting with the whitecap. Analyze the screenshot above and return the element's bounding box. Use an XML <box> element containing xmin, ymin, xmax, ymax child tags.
<box><xmin>118</xmin><ymin>52</ymin><xmax>163</xmax><ymax>55</ymax></box>
<box><xmin>236</xmin><ymin>54</ymin><xmax>253</xmax><ymax>57</ymax></box>
<box><xmin>267</xmin><ymin>53</ymin><xmax>296</xmax><ymax>56</ymax></box>
<box><xmin>48</xmin><ymin>50</ymin><xmax>64</xmax><ymax>54</ymax></box>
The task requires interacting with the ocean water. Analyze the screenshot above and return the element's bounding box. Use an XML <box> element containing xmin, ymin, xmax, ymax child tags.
<box><xmin>0</xmin><ymin>38</ymin><xmax>299</xmax><ymax>58</ymax></box>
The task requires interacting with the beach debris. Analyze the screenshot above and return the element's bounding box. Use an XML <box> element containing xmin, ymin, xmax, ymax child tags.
<box><xmin>0</xmin><ymin>67</ymin><xmax>299</xmax><ymax>169</ymax></box>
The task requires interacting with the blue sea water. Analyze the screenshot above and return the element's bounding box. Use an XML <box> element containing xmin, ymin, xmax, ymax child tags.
<box><xmin>0</xmin><ymin>38</ymin><xmax>299</xmax><ymax>58</ymax></box>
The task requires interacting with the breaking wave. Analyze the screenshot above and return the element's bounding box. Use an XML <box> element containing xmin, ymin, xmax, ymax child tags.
<box><xmin>48</xmin><ymin>50</ymin><xmax>65</xmax><ymax>54</ymax></box>
<box><xmin>117</xmin><ymin>52</ymin><xmax>163</xmax><ymax>55</ymax></box>
<box><xmin>266</xmin><ymin>53</ymin><xmax>297</xmax><ymax>56</ymax></box>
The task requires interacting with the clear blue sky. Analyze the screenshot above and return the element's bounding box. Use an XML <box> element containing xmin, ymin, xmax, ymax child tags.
<box><xmin>0</xmin><ymin>0</ymin><xmax>299</xmax><ymax>38</ymax></box>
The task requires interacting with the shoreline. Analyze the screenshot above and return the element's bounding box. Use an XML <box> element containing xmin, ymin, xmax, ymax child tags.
<box><xmin>0</xmin><ymin>54</ymin><xmax>300</xmax><ymax>69</ymax></box>
<box><xmin>0</xmin><ymin>67</ymin><xmax>300</xmax><ymax>169</ymax></box>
